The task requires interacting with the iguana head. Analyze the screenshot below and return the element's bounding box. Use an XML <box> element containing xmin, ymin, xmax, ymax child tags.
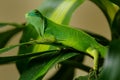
<box><xmin>25</xmin><ymin>10</ymin><xmax>46</xmax><ymax>36</ymax></box>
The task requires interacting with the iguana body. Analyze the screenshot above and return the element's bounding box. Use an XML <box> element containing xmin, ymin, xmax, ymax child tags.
<box><xmin>26</xmin><ymin>10</ymin><xmax>107</xmax><ymax>70</ymax></box>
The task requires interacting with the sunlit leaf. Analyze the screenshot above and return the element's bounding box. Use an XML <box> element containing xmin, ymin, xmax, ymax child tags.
<box><xmin>37</xmin><ymin>0</ymin><xmax>85</xmax><ymax>24</ymax></box>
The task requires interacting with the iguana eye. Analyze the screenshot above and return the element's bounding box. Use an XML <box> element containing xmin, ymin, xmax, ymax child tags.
<box><xmin>34</xmin><ymin>9</ymin><xmax>44</xmax><ymax>18</ymax></box>
<box><xmin>34</xmin><ymin>9</ymin><xmax>40</xmax><ymax>15</ymax></box>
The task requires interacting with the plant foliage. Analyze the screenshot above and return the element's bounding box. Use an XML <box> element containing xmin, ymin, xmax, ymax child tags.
<box><xmin>0</xmin><ymin>0</ymin><xmax>120</xmax><ymax>80</ymax></box>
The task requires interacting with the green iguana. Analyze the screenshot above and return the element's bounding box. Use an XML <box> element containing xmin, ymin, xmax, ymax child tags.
<box><xmin>25</xmin><ymin>10</ymin><xmax>107</xmax><ymax>70</ymax></box>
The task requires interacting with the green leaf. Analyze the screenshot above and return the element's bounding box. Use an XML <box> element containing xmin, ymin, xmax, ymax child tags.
<box><xmin>0</xmin><ymin>22</ymin><xmax>24</xmax><ymax>28</ymax></box>
<box><xmin>49</xmin><ymin>64</ymin><xmax>75</xmax><ymax>80</ymax></box>
<box><xmin>19</xmin><ymin>52</ymin><xmax>77</xmax><ymax>80</ymax></box>
<box><xmin>0</xmin><ymin>40</ymin><xmax>34</xmax><ymax>54</ymax></box>
<box><xmin>111</xmin><ymin>9</ymin><xmax>120</xmax><ymax>39</ymax></box>
<box><xmin>110</xmin><ymin>0</ymin><xmax>120</xmax><ymax>7</ymax></box>
<box><xmin>85</xmin><ymin>31</ymin><xmax>110</xmax><ymax>46</ymax></box>
<box><xmin>99</xmin><ymin>39</ymin><xmax>120</xmax><ymax>80</ymax></box>
<box><xmin>0</xmin><ymin>23</ymin><xmax>9</xmax><ymax>27</ymax></box>
<box><xmin>61</xmin><ymin>60</ymin><xmax>91</xmax><ymax>72</ymax></box>
<box><xmin>0</xmin><ymin>28</ymin><xmax>22</xmax><ymax>49</ymax></box>
<box><xmin>90</xmin><ymin>0</ymin><xmax>118</xmax><ymax>25</ymax></box>
<box><xmin>49</xmin><ymin>54</ymin><xmax>86</xmax><ymax>80</ymax></box>
<box><xmin>0</xmin><ymin>38</ymin><xmax>65</xmax><ymax>54</ymax></box>
<box><xmin>37</xmin><ymin>0</ymin><xmax>64</xmax><ymax>18</ymax></box>
<box><xmin>75</xmin><ymin>75</ymin><xmax>89</xmax><ymax>80</ymax></box>
<box><xmin>37</xmin><ymin>0</ymin><xmax>85</xmax><ymax>24</ymax></box>
<box><xmin>48</xmin><ymin>0</ymin><xmax>85</xmax><ymax>24</ymax></box>
<box><xmin>75</xmin><ymin>70</ymin><xmax>98</xmax><ymax>80</ymax></box>
<box><xmin>0</xmin><ymin>50</ymin><xmax>58</xmax><ymax>64</ymax></box>
<box><xmin>0</xmin><ymin>23</ymin><xmax>24</xmax><ymax>48</ymax></box>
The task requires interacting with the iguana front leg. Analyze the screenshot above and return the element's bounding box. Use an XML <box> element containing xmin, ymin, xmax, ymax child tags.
<box><xmin>86</xmin><ymin>47</ymin><xmax>99</xmax><ymax>71</ymax></box>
